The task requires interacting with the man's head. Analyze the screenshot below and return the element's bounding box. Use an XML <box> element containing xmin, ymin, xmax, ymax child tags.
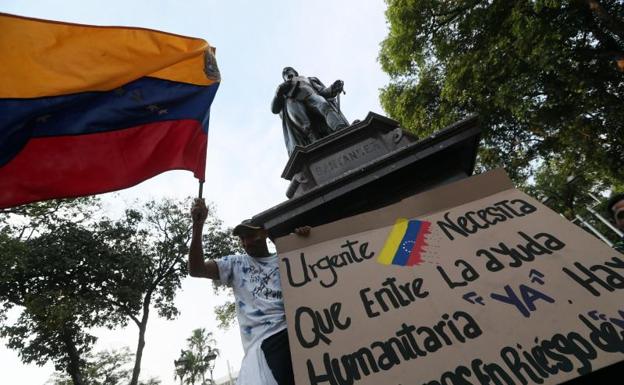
<box><xmin>282</xmin><ymin>67</ymin><xmax>298</xmax><ymax>81</ymax></box>
<box><xmin>233</xmin><ymin>219</ymin><xmax>270</xmax><ymax>258</ymax></box>
<box><xmin>607</xmin><ymin>193</ymin><xmax>624</xmax><ymax>231</ymax></box>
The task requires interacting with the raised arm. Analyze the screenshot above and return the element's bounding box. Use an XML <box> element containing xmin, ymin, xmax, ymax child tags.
<box><xmin>188</xmin><ymin>198</ymin><xmax>220</xmax><ymax>279</ymax></box>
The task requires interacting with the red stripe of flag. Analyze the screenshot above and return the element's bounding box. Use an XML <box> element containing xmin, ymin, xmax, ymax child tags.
<box><xmin>0</xmin><ymin>120</ymin><xmax>206</xmax><ymax>208</ymax></box>
<box><xmin>407</xmin><ymin>221</ymin><xmax>431</xmax><ymax>266</ymax></box>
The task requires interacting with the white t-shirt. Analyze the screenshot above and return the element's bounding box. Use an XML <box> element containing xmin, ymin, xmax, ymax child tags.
<box><xmin>216</xmin><ymin>253</ymin><xmax>287</xmax><ymax>385</ymax></box>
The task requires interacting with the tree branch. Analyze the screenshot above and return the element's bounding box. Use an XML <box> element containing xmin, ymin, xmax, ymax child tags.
<box><xmin>581</xmin><ymin>0</ymin><xmax>624</xmax><ymax>41</ymax></box>
<box><xmin>102</xmin><ymin>297</ymin><xmax>141</xmax><ymax>326</ymax></box>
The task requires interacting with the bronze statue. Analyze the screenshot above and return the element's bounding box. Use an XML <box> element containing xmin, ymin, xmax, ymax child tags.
<box><xmin>271</xmin><ymin>67</ymin><xmax>349</xmax><ymax>155</ymax></box>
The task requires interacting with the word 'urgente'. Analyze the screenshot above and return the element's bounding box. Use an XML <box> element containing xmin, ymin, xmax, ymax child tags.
<box><xmin>282</xmin><ymin>239</ymin><xmax>374</xmax><ymax>288</ymax></box>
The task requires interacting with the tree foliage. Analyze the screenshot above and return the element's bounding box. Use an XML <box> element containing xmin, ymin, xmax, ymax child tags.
<box><xmin>0</xmin><ymin>197</ymin><xmax>237</xmax><ymax>385</ymax></box>
<box><xmin>213</xmin><ymin>302</ymin><xmax>237</xmax><ymax>329</ymax></box>
<box><xmin>48</xmin><ymin>348</ymin><xmax>160</xmax><ymax>385</ymax></box>
<box><xmin>379</xmin><ymin>0</ymin><xmax>623</xmax><ymax>185</ymax></box>
<box><xmin>174</xmin><ymin>328</ymin><xmax>219</xmax><ymax>385</ymax></box>
<box><xmin>525</xmin><ymin>156</ymin><xmax>624</xmax><ymax>244</ymax></box>
<box><xmin>0</xmin><ymin>198</ymin><xmax>116</xmax><ymax>385</ymax></box>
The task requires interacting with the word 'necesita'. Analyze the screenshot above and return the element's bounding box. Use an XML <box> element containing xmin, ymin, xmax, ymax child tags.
<box><xmin>282</xmin><ymin>239</ymin><xmax>374</xmax><ymax>288</ymax></box>
<box><xmin>437</xmin><ymin>199</ymin><xmax>537</xmax><ymax>241</ymax></box>
<box><xmin>306</xmin><ymin>311</ymin><xmax>482</xmax><ymax>385</ymax></box>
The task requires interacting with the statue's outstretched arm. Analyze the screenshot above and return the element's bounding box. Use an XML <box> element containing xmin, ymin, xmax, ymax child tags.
<box><xmin>316</xmin><ymin>79</ymin><xmax>343</xmax><ymax>99</ymax></box>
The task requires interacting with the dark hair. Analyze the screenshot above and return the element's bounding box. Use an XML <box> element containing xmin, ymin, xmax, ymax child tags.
<box><xmin>606</xmin><ymin>193</ymin><xmax>624</xmax><ymax>220</ymax></box>
<box><xmin>282</xmin><ymin>67</ymin><xmax>298</xmax><ymax>77</ymax></box>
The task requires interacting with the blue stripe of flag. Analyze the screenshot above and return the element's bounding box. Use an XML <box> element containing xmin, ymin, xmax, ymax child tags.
<box><xmin>392</xmin><ymin>220</ymin><xmax>422</xmax><ymax>266</ymax></box>
<box><xmin>0</xmin><ymin>77</ymin><xmax>219</xmax><ymax>166</ymax></box>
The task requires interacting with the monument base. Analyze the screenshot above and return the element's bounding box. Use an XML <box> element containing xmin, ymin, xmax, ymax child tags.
<box><xmin>253</xmin><ymin>112</ymin><xmax>481</xmax><ymax>239</ymax></box>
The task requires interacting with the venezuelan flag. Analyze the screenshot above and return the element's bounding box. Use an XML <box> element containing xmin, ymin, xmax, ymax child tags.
<box><xmin>0</xmin><ymin>13</ymin><xmax>220</xmax><ymax>208</ymax></box>
<box><xmin>377</xmin><ymin>218</ymin><xmax>431</xmax><ymax>266</ymax></box>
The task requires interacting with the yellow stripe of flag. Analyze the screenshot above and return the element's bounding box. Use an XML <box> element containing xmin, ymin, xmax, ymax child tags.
<box><xmin>377</xmin><ymin>218</ymin><xmax>408</xmax><ymax>265</ymax></box>
<box><xmin>0</xmin><ymin>13</ymin><xmax>217</xmax><ymax>98</ymax></box>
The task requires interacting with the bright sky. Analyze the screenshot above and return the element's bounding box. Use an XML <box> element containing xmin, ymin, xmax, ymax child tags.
<box><xmin>0</xmin><ymin>1</ymin><xmax>390</xmax><ymax>384</ymax></box>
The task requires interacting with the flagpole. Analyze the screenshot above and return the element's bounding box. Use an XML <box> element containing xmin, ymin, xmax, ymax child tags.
<box><xmin>198</xmin><ymin>180</ymin><xmax>204</xmax><ymax>199</ymax></box>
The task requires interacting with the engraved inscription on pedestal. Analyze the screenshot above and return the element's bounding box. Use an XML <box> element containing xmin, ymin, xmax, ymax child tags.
<box><xmin>310</xmin><ymin>138</ymin><xmax>385</xmax><ymax>184</ymax></box>
<box><xmin>281</xmin><ymin>112</ymin><xmax>418</xmax><ymax>198</ymax></box>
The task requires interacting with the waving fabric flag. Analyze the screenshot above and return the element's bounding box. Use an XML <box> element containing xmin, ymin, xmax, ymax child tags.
<box><xmin>0</xmin><ymin>13</ymin><xmax>220</xmax><ymax>209</ymax></box>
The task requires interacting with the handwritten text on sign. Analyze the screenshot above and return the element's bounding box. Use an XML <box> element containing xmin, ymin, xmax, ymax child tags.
<box><xmin>278</xmin><ymin>187</ymin><xmax>624</xmax><ymax>385</ymax></box>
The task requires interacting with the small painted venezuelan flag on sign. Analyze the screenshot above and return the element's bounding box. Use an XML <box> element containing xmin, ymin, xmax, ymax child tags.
<box><xmin>0</xmin><ymin>13</ymin><xmax>220</xmax><ymax>209</ymax></box>
<box><xmin>377</xmin><ymin>218</ymin><xmax>431</xmax><ymax>266</ymax></box>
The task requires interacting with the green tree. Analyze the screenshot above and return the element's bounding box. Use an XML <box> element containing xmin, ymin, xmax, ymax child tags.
<box><xmin>527</xmin><ymin>156</ymin><xmax>624</xmax><ymax>244</ymax></box>
<box><xmin>379</xmin><ymin>0</ymin><xmax>623</xmax><ymax>185</ymax></box>
<box><xmin>0</xmin><ymin>198</ymin><xmax>120</xmax><ymax>385</ymax></box>
<box><xmin>47</xmin><ymin>348</ymin><xmax>160</xmax><ymax>385</ymax></box>
<box><xmin>213</xmin><ymin>302</ymin><xmax>237</xmax><ymax>329</ymax></box>
<box><xmin>174</xmin><ymin>328</ymin><xmax>219</xmax><ymax>385</ymax></box>
<box><xmin>0</xmin><ymin>197</ymin><xmax>238</xmax><ymax>385</ymax></box>
<box><xmin>525</xmin><ymin>158</ymin><xmax>609</xmax><ymax>217</ymax></box>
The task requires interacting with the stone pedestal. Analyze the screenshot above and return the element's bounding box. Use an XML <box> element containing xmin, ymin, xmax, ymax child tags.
<box><xmin>253</xmin><ymin>112</ymin><xmax>481</xmax><ymax>239</ymax></box>
<box><xmin>283</xmin><ymin>112</ymin><xmax>417</xmax><ymax>198</ymax></box>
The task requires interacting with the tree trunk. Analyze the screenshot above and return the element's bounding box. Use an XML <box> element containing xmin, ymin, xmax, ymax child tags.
<box><xmin>130</xmin><ymin>295</ymin><xmax>151</xmax><ymax>385</ymax></box>
<box><xmin>61</xmin><ymin>329</ymin><xmax>85</xmax><ymax>385</ymax></box>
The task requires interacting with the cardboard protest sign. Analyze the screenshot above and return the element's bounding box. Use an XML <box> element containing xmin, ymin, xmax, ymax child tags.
<box><xmin>275</xmin><ymin>169</ymin><xmax>624</xmax><ymax>385</ymax></box>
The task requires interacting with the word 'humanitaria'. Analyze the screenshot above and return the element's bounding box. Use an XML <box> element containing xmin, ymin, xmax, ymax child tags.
<box><xmin>282</xmin><ymin>239</ymin><xmax>374</xmax><ymax>288</ymax></box>
<box><xmin>306</xmin><ymin>311</ymin><xmax>482</xmax><ymax>385</ymax></box>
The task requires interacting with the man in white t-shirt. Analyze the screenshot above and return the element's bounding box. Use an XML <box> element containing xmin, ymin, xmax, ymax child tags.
<box><xmin>189</xmin><ymin>198</ymin><xmax>306</xmax><ymax>385</ymax></box>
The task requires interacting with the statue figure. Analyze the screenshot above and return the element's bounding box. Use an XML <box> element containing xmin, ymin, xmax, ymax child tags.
<box><xmin>271</xmin><ymin>67</ymin><xmax>349</xmax><ymax>155</ymax></box>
